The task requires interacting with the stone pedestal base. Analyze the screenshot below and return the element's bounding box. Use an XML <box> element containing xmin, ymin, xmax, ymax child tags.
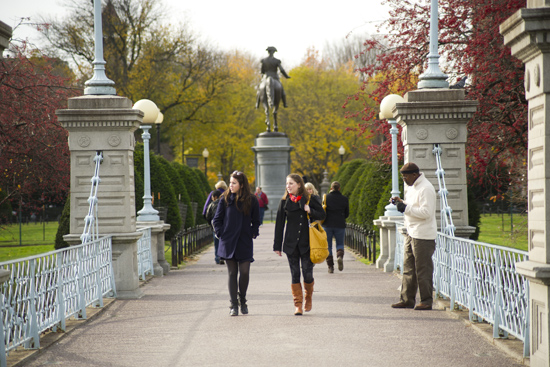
<box><xmin>64</xmin><ymin>232</ymin><xmax>144</xmax><ymax>299</ymax></box>
<box><xmin>252</xmin><ymin>132</ymin><xmax>293</xmax><ymax>202</ymax></box>
<box><xmin>138</xmin><ymin>221</ymin><xmax>171</xmax><ymax>276</ymax></box>
<box><xmin>374</xmin><ymin>216</ymin><xmax>404</xmax><ymax>272</ymax></box>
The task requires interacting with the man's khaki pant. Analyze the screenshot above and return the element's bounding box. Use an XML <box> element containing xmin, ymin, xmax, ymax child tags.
<box><xmin>400</xmin><ymin>235</ymin><xmax>436</xmax><ymax>306</ymax></box>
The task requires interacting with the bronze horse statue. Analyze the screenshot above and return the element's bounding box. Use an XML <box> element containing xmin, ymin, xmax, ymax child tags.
<box><xmin>256</xmin><ymin>76</ymin><xmax>283</xmax><ymax>132</ymax></box>
<box><xmin>256</xmin><ymin>46</ymin><xmax>290</xmax><ymax>133</ymax></box>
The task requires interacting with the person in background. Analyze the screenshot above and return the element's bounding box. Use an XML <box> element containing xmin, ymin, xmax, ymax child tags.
<box><xmin>213</xmin><ymin>171</ymin><xmax>260</xmax><ymax>316</ymax></box>
<box><xmin>255</xmin><ymin>187</ymin><xmax>269</xmax><ymax>226</ymax></box>
<box><xmin>202</xmin><ymin>181</ymin><xmax>227</xmax><ymax>219</ymax></box>
<box><xmin>390</xmin><ymin>162</ymin><xmax>437</xmax><ymax>311</ymax></box>
<box><xmin>273</xmin><ymin>174</ymin><xmax>325</xmax><ymax>315</ymax></box>
<box><xmin>205</xmin><ymin>190</ymin><xmax>223</xmax><ymax>265</ymax></box>
<box><xmin>322</xmin><ymin>181</ymin><xmax>349</xmax><ymax>273</ymax></box>
<box><xmin>304</xmin><ymin>182</ymin><xmax>322</xmax><ymax>206</ymax></box>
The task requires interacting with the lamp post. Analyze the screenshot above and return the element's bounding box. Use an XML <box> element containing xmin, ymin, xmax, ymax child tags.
<box><xmin>417</xmin><ymin>0</ymin><xmax>448</xmax><ymax>89</ymax></box>
<box><xmin>202</xmin><ymin>148</ymin><xmax>209</xmax><ymax>177</ymax></box>
<box><xmin>155</xmin><ymin>111</ymin><xmax>163</xmax><ymax>155</ymax></box>
<box><xmin>338</xmin><ymin>145</ymin><xmax>345</xmax><ymax>166</ymax></box>
<box><xmin>133</xmin><ymin>99</ymin><xmax>160</xmax><ymax>221</ymax></box>
<box><xmin>84</xmin><ymin>0</ymin><xmax>115</xmax><ymax>95</ymax></box>
<box><xmin>380</xmin><ymin>94</ymin><xmax>405</xmax><ymax>217</ymax></box>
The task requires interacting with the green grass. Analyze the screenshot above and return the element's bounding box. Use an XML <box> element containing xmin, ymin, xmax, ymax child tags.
<box><xmin>0</xmin><ymin>222</ymin><xmax>59</xmax><ymax>262</ymax></box>
<box><xmin>477</xmin><ymin>213</ymin><xmax>528</xmax><ymax>251</ymax></box>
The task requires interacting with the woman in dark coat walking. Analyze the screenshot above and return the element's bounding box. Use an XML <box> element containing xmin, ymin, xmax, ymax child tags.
<box><xmin>213</xmin><ymin>171</ymin><xmax>260</xmax><ymax>316</ymax></box>
<box><xmin>274</xmin><ymin>174</ymin><xmax>325</xmax><ymax>315</ymax></box>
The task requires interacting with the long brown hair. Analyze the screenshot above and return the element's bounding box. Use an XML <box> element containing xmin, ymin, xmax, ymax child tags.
<box><xmin>223</xmin><ymin>171</ymin><xmax>253</xmax><ymax>215</ymax></box>
<box><xmin>281</xmin><ymin>173</ymin><xmax>310</xmax><ymax>202</ymax></box>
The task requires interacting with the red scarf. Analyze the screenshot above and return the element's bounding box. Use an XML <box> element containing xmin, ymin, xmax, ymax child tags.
<box><xmin>289</xmin><ymin>193</ymin><xmax>302</xmax><ymax>203</ymax></box>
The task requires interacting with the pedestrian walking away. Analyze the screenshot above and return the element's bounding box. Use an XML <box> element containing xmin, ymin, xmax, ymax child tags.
<box><xmin>255</xmin><ymin>186</ymin><xmax>269</xmax><ymax>225</ymax></box>
<box><xmin>202</xmin><ymin>180</ymin><xmax>227</xmax><ymax>219</ymax></box>
<box><xmin>213</xmin><ymin>171</ymin><xmax>260</xmax><ymax>316</ymax></box>
<box><xmin>205</xmin><ymin>190</ymin><xmax>224</xmax><ymax>265</ymax></box>
<box><xmin>304</xmin><ymin>182</ymin><xmax>322</xmax><ymax>207</ymax></box>
<box><xmin>322</xmin><ymin>181</ymin><xmax>349</xmax><ymax>273</ymax></box>
<box><xmin>390</xmin><ymin>162</ymin><xmax>437</xmax><ymax>311</ymax></box>
<box><xmin>273</xmin><ymin>174</ymin><xmax>326</xmax><ymax>315</ymax></box>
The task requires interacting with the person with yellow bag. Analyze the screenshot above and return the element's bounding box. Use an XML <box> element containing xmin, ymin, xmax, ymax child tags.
<box><xmin>274</xmin><ymin>174</ymin><xmax>326</xmax><ymax>315</ymax></box>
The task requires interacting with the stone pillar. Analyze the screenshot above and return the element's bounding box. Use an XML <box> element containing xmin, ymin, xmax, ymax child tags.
<box><xmin>320</xmin><ymin>170</ymin><xmax>330</xmax><ymax>197</ymax></box>
<box><xmin>252</xmin><ymin>132</ymin><xmax>294</xmax><ymax>203</ymax></box>
<box><xmin>0</xmin><ymin>21</ymin><xmax>11</xmax><ymax>58</ymax></box>
<box><xmin>137</xmin><ymin>222</ymin><xmax>171</xmax><ymax>275</ymax></box>
<box><xmin>57</xmin><ymin>95</ymin><xmax>144</xmax><ymax>299</ymax></box>
<box><xmin>373</xmin><ymin>216</ymin><xmax>404</xmax><ymax>272</ymax></box>
<box><xmin>394</xmin><ymin>89</ymin><xmax>478</xmax><ymax>239</ymax></box>
<box><xmin>501</xmin><ymin>6</ymin><xmax>550</xmax><ymax>365</ymax></box>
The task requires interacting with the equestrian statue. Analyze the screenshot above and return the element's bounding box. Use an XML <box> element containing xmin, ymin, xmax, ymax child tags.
<box><xmin>255</xmin><ymin>46</ymin><xmax>290</xmax><ymax>133</ymax></box>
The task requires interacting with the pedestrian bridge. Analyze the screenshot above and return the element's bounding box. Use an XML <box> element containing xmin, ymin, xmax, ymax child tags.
<box><xmin>9</xmin><ymin>223</ymin><xmax>525</xmax><ymax>367</ymax></box>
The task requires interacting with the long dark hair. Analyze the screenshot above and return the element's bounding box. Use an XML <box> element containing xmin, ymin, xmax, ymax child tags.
<box><xmin>282</xmin><ymin>173</ymin><xmax>310</xmax><ymax>202</ymax></box>
<box><xmin>223</xmin><ymin>171</ymin><xmax>253</xmax><ymax>215</ymax></box>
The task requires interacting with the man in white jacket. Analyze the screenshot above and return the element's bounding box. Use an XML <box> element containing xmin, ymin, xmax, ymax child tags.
<box><xmin>390</xmin><ymin>162</ymin><xmax>437</xmax><ymax>311</ymax></box>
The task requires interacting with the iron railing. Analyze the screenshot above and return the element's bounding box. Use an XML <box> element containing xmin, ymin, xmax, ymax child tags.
<box><xmin>394</xmin><ymin>229</ymin><xmax>530</xmax><ymax>356</ymax></box>
<box><xmin>344</xmin><ymin>224</ymin><xmax>377</xmax><ymax>262</ymax></box>
<box><xmin>0</xmin><ymin>236</ymin><xmax>116</xmax><ymax>363</ymax></box>
<box><xmin>171</xmin><ymin>224</ymin><xmax>213</xmax><ymax>267</ymax></box>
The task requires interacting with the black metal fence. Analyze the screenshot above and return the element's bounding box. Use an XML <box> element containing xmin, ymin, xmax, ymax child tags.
<box><xmin>171</xmin><ymin>224</ymin><xmax>213</xmax><ymax>266</ymax></box>
<box><xmin>344</xmin><ymin>224</ymin><xmax>377</xmax><ymax>262</ymax></box>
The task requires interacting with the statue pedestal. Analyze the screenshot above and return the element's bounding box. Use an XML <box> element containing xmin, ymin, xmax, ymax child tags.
<box><xmin>252</xmin><ymin>132</ymin><xmax>293</xmax><ymax>203</ymax></box>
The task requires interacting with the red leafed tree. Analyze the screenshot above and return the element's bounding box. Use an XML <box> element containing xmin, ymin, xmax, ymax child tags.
<box><xmin>0</xmin><ymin>46</ymin><xmax>78</xmax><ymax>216</ymax></box>
<box><xmin>348</xmin><ymin>0</ymin><xmax>526</xmax><ymax>200</ymax></box>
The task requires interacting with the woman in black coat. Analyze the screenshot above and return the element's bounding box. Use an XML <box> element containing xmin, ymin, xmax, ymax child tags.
<box><xmin>274</xmin><ymin>174</ymin><xmax>326</xmax><ymax>315</ymax></box>
<box><xmin>213</xmin><ymin>171</ymin><xmax>260</xmax><ymax>316</ymax></box>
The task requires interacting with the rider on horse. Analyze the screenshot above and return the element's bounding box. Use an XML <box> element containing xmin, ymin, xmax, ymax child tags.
<box><xmin>256</xmin><ymin>46</ymin><xmax>290</xmax><ymax>109</ymax></box>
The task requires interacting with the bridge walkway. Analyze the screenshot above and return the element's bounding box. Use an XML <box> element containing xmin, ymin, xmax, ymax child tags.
<box><xmin>23</xmin><ymin>223</ymin><xmax>523</xmax><ymax>367</ymax></box>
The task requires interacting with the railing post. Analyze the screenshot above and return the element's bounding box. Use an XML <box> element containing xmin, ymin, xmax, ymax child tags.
<box><xmin>56</xmin><ymin>253</ymin><xmax>66</xmax><ymax>331</ymax></box>
<box><xmin>450</xmin><ymin>237</ymin><xmax>457</xmax><ymax>310</ymax></box>
<box><xmin>0</xmin><ymin>291</ymin><xmax>6</xmax><ymax>367</ymax></box>
<box><xmin>77</xmin><ymin>246</ymin><xmax>87</xmax><ymax>320</ymax></box>
<box><xmin>171</xmin><ymin>237</ymin><xmax>177</xmax><ymax>267</ymax></box>
<box><xmin>468</xmin><ymin>241</ymin><xmax>475</xmax><ymax>321</ymax></box>
<box><xmin>94</xmin><ymin>241</ymin><xmax>104</xmax><ymax>307</ymax></box>
<box><xmin>26</xmin><ymin>261</ymin><xmax>40</xmax><ymax>349</ymax></box>
<box><xmin>493</xmin><ymin>249</ymin><xmax>503</xmax><ymax>339</ymax></box>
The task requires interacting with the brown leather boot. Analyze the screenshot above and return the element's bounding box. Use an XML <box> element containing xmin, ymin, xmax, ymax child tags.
<box><xmin>303</xmin><ymin>281</ymin><xmax>314</xmax><ymax>312</ymax></box>
<box><xmin>327</xmin><ymin>255</ymin><xmax>334</xmax><ymax>274</ymax></box>
<box><xmin>291</xmin><ymin>283</ymin><xmax>303</xmax><ymax>315</ymax></box>
<box><xmin>337</xmin><ymin>249</ymin><xmax>344</xmax><ymax>271</ymax></box>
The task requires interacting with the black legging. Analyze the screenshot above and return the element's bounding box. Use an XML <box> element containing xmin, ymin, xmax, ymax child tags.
<box><xmin>226</xmin><ymin>259</ymin><xmax>251</xmax><ymax>304</ymax></box>
<box><xmin>286</xmin><ymin>246</ymin><xmax>314</xmax><ymax>284</ymax></box>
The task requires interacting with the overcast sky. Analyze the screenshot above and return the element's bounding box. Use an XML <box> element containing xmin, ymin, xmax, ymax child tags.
<box><xmin>2</xmin><ymin>0</ymin><xmax>390</xmax><ymax>68</ymax></box>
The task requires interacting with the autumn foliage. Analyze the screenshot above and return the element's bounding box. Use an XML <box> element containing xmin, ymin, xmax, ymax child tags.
<box><xmin>0</xmin><ymin>48</ymin><xmax>78</xmax><ymax>215</ymax></box>
<box><xmin>350</xmin><ymin>0</ymin><xmax>526</xmax><ymax>200</ymax></box>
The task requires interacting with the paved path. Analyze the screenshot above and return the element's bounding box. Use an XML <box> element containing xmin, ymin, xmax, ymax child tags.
<box><xmin>25</xmin><ymin>223</ymin><xmax>522</xmax><ymax>367</ymax></box>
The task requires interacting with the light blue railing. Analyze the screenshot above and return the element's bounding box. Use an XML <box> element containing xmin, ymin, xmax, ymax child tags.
<box><xmin>394</xmin><ymin>230</ymin><xmax>529</xmax><ymax>356</ymax></box>
<box><xmin>137</xmin><ymin>227</ymin><xmax>154</xmax><ymax>280</ymax></box>
<box><xmin>392</xmin><ymin>144</ymin><xmax>530</xmax><ymax>356</ymax></box>
<box><xmin>0</xmin><ymin>236</ymin><xmax>116</xmax><ymax>362</ymax></box>
<box><xmin>433</xmin><ymin>144</ymin><xmax>455</xmax><ymax>236</ymax></box>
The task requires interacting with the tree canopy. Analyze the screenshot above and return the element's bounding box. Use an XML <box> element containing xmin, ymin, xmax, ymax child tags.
<box><xmin>0</xmin><ymin>47</ymin><xmax>77</xmax><ymax>214</ymax></box>
<box><xmin>349</xmin><ymin>0</ymin><xmax>526</xmax><ymax>201</ymax></box>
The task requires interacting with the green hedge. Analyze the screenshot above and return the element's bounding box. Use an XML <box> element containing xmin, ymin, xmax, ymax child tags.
<box><xmin>55</xmin><ymin>195</ymin><xmax>70</xmax><ymax>249</ymax></box>
<box><xmin>55</xmin><ymin>145</ymin><xmax>211</xmax><ymax>243</ymax></box>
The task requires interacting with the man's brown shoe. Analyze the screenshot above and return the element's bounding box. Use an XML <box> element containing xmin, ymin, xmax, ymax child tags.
<box><xmin>391</xmin><ymin>301</ymin><xmax>415</xmax><ymax>309</ymax></box>
<box><xmin>414</xmin><ymin>303</ymin><xmax>432</xmax><ymax>310</ymax></box>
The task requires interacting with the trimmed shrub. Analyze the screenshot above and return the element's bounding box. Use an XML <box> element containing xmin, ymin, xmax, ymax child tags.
<box><xmin>150</xmin><ymin>154</ymin><xmax>181</xmax><ymax>238</ymax></box>
<box><xmin>55</xmin><ymin>196</ymin><xmax>70</xmax><ymax>249</ymax></box>
<box><xmin>337</xmin><ymin>159</ymin><xmax>367</xmax><ymax>190</ymax></box>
